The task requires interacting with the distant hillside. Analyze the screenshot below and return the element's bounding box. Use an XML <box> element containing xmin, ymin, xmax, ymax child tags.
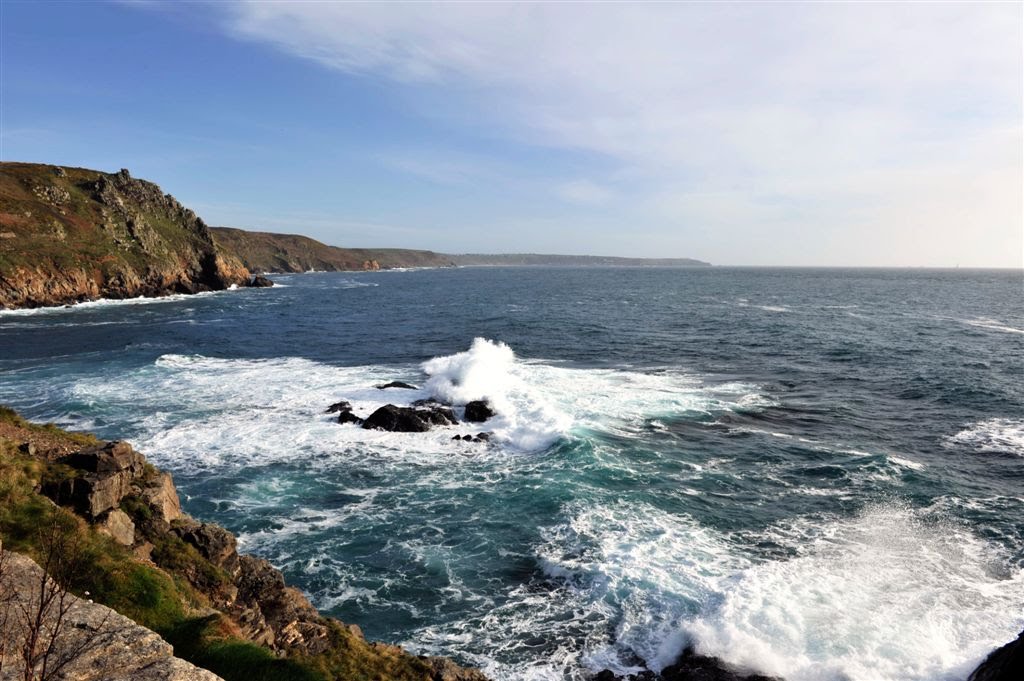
<box><xmin>210</xmin><ymin>227</ymin><xmax>454</xmax><ymax>272</ymax></box>
<box><xmin>0</xmin><ymin>163</ymin><xmax>251</xmax><ymax>309</ymax></box>
<box><xmin>447</xmin><ymin>253</ymin><xmax>711</xmax><ymax>267</ymax></box>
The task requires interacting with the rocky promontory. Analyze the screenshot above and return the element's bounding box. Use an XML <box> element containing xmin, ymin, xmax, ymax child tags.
<box><xmin>0</xmin><ymin>407</ymin><xmax>487</xmax><ymax>681</ymax></box>
<box><xmin>210</xmin><ymin>226</ymin><xmax>455</xmax><ymax>273</ymax></box>
<box><xmin>0</xmin><ymin>163</ymin><xmax>256</xmax><ymax>309</ymax></box>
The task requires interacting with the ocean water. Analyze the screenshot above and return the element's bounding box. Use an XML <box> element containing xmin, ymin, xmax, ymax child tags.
<box><xmin>1</xmin><ymin>267</ymin><xmax>1022</xmax><ymax>681</ymax></box>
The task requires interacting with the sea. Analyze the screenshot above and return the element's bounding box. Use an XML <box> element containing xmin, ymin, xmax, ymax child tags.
<box><xmin>1</xmin><ymin>267</ymin><xmax>1022</xmax><ymax>681</ymax></box>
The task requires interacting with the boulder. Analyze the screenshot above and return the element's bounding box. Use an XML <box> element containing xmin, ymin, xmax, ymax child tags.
<box><xmin>376</xmin><ymin>381</ymin><xmax>419</xmax><ymax>390</ymax></box>
<box><xmin>337</xmin><ymin>411</ymin><xmax>363</xmax><ymax>425</ymax></box>
<box><xmin>969</xmin><ymin>630</ymin><xmax>1024</xmax><ymax>681</ymax></box>
<box><xmin>141</xmin><ymin>471</ymin><xmax>182</xmax><ymax>524</ymax></box>
<box><xmin>249</xmin><ymin>274</ymin><xmax>274</xmax><ymax>287</ymax></box>
<box><xmin>464</xmin><ymin>400</ymin><xmax>495</xmax><ymax>422</ymax></box>
<box><xmin>325</xmin><ymin>401</ymin><xmax>352</xmax><ymax>414</ymax></box>
<box><xmin>63</xmin><ymin>440</ymin><xmax>144</xmax><ymax>475</ymax></box>
<box><xmin>595</xmin><ymin>647</ymin><xmax>780</xmax><ymax>681</ymax></box>
<box><xmin>172</xmin><ymin>520</ymin><xmax>240</xmax><ymax>573</ymax></box>
<box><xmin>96</xmin><ymin>508</ymin><xmax>135</xmax><ymax>546</ymax></box>
<box><xmin>362</xmin><ymin>404</ymin><xmax>457</xmax><ymax>432</ymax></box>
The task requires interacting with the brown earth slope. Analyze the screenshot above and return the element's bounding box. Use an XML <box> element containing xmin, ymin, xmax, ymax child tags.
<box><xmin>0</xmin><ymin>163</ymin><xmax>252</xmax><ymax>309</ymax></box>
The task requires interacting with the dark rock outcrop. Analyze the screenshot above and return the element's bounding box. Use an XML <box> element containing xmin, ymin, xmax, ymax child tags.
<box><xmin>595</xmin><ymin>648</ymin><xmax>780</xmax><ymax>681</ymax></box>
<box><xmin>248</xmin><ymin>274</ymin><xmax>274</xmax><ymax>287</ymax></box>
<box><xmin>969</xmin><ymin>630</ymin><xmax>1024</xmax><ymax>681</ymax></box>
<box><xmin>463</xmin><ymin>400</ymin><xmax>495</xmax><ymax>422</ymax></box>
<box><xmin>337</xmin><ymin>411</ymin><xmax>363</xmax><ymax>425</ymax></box>
<box><xmin>362</xmin><ymin>404</ymin><xmax>457</xmax><ymax>432</ymax></box>
<box><xmin>326</xmin><ymin>401</ymin><xmax>353</xmax><ymax>414</ymax></box>
<box><xmin>376</xmin><ymin>381</ymin><xmax>419</xmax><ymax>390</ymax></box>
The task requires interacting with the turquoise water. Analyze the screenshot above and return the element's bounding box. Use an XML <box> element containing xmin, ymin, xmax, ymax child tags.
<box><xmin>1</xmin><ymin>267</ymin><xmax>1022</xmax><ymax>681</ymax></box>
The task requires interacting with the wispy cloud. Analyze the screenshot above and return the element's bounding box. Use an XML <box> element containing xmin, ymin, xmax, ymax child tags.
<box><xmin>192</xmin><ymin>1</ymin><xmax>1020</xmax><ymax>264</ymax></box>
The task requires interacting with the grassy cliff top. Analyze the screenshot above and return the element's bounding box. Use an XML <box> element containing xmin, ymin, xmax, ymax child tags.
<box><xmin>211</xmin><ymin>226</ymin><xmax>454</xmax><ymax>272</ymax></box>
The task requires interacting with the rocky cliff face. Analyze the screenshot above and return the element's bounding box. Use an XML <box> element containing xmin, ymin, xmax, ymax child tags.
<box><xmin>0</xmin><ymin>409</ymin><xmax>487</xmax><ymax>681</ymax></box>
<box><xmin>0</xmin><ymin>163</ymin><xmax>252</xmax><ymax>309</ymax></box>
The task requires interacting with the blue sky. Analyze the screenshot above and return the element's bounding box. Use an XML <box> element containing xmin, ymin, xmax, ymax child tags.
<box><xmin>2</xmin><ymin>1</ymin><xmax>1021</xmax><ymax>266</ymax></box>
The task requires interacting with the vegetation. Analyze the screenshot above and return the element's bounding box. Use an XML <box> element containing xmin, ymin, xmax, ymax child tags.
<box><xmin>211</xmin><ymin>226</ymin><xmax>455</xmax><ymax>273</ymax></box>
<box><xmin>0</xmin><ymin>407</ymin><xmax>476</xmax><ymax>681</ymax></box>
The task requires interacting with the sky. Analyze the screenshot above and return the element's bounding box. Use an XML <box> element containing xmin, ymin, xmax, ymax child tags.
<box><xmin>1</xmin><ymin>1</ymin><xmax>1021</xmax><ymax>267</ymax></box>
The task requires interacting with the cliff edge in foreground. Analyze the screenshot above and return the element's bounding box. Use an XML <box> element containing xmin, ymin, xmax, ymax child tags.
<box><xmin>0</xmin><ymin>162</ymin><xmax>253</xmax><ymax>309</ymax></box>
<box><xmin>0</xmin><ymin>407</ymin><xmax>487</xmax><ymax>681</ymax></box>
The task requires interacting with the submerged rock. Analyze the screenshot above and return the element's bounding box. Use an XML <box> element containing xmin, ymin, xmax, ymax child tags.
<box><xmin>969</xmin><ymin>629</ymin><xmax>1024</xmax><ymax>681</ymax></box>
<box><xmin>376</xmin><ymin>381</ymin><xmax>419</xmax><ymax>390</ymax></box>
<box><xmin>326</xmin><ymin>400</ymin><xmax>353</xmax><ymax>414</ymax></box>
<box><xmin>464</xmin><ymin>400</ymin><xmax>495</xmax><ymax>422</ymax></box>
<box><xmin>337</xmin><ymin>411</ymin><xmax>363</xmax><ymax>425</ymax></box>
<box><xmin>595</xmin><ymin>648</ymin><xmax>780</xmax><ymax>681</ymax></box>
<box><xmin>362</xmin><ymin>404</ymin><xmax>457</xmax><ymax>432</ymax></box>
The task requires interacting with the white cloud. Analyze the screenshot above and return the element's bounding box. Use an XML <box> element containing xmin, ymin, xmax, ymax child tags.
<box><xmin>203</xmin><ymin>1</ymin><xmax>1021</xmax><ymax>265</ymax></box>
<box><xmin>555</xmin><ymin>179</ymin><xmax>614</xmax><ymax>206</ymax></box>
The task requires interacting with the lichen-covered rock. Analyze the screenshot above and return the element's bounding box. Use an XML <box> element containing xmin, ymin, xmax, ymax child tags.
<box><xmin>141</xmin><ymin>471</ymin><xmax>182</xmax><ymax>524</ymax></box>
<box><xmin>0</xmin><ymin>551</ymin><xmax>222</xmax><ymax>681</ymax></box>
<box><xmin>46</xmin><ymin>441</ymin><xmax>146</xmax><ymax>518</ymax></box>
<box><xmin>96</xmin><ymin>508</ymin><xmax>136</xmax><ymax>546</ymax></box>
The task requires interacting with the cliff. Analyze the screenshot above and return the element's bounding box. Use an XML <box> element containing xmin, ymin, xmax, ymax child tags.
<box><xmin>210</xmin><ymin>226</ymin><xmax>455</xmax><ymax>273</ymax></box>
<box><xmin>447</xmin><ymin>253</ymin><xmax>711</xmax><ymax>267</ymax></box>
<box><xmin>0</xmin><ymin>162</ymin><xmax>252</xmax><ymax>309</ymax></box>
<box><xmin>0</xmin><ymin>407</ymin><xmax>487</xmax><ymax>681</ymax></box>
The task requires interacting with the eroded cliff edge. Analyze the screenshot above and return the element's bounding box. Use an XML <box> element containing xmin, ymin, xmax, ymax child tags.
<box><xmin>0</xmin><ymin>163</ymin><xmax>252</xmax><ymax>309</ymax></box>
<box><xmin>0</xmin><ymin>407</ymin><xmax>487</xmax><ymax>681</ymax></box>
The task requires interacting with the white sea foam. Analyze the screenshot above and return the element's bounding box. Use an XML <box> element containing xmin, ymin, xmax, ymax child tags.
<box><xmin>685</xmin><ymin>504</ymin><xmax>1024</xmax><ymax>681</ymax></box>
<box><xmin>961</xmin><ymin>318</ymin><xmax>1024</xmax><ymax>335</ymax></box>
<box><xmin>63</xmin><ymin>339</ymin><xmax>763</xmax><ymax>470</ymax></box>
<box><xmin>948</xmin><ymin>418</ymin><xmax>1024</xmax><ymax>456</ymax></box>
<box><xmin>0</xmin><ymin>289</ymin><xmax>236</xmax><ymax>316</ymax></box>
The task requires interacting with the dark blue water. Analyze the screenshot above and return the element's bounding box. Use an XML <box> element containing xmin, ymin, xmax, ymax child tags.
<box><xmin>1</xmin><ymin>267</ymin><xmax>1022</xmax><ymax>681</ymax></box>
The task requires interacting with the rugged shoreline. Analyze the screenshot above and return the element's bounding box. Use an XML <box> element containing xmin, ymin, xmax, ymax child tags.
<box><xmin>0</xmin><ymin>407</ymin><xmax>487</xmax><ymax>681</ymax></box>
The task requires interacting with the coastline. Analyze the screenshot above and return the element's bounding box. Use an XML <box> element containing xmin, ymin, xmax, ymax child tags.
<box><xmin>0</xmin><ymin>406</ymin><xmax>487</xmax><ymax>681</ymax></box>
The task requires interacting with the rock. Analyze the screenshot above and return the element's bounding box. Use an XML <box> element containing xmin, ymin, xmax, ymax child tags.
<box><xmin>0</xmin><ymin>551</ymin><xmax>223</xmax><ymax>681</ymax></box>
<box><xmin>969</xmin><ymin>629</ymin><xmax>1024</xmax><ymax>681</ymax></box>
<box><xmin>376</xmin><ymin>381</ymin><xmax>419</xmax><ymax>390</ymax></box>
<box><xmin>325</xmin><ymin>401</ymin><xmax>353</xmax><ymax>414</ymax></box>
<box><xmin>660</xmin><ymin>648</ymin><xmax>779</xmax><ymax>681</ymax></box>
<box><xmin>249</xmin><ymin>274</ymin><xmax>274</xmax><ymax>287</ymax></box>
<box><xmin>462</xmin><ymin>435</ymin><xmax>473</xmax><ymax>441</ymax></box>
<box><xmin>141</xmin><ymin>471</ymin><xmax>182</xmax><ymax>524</ymax></box>
<box><xmin>362</xmin><ymin>404</ymin><xmax>457</xmax><ymax>432</ymax></box>
<box><xmin>96</xmin><ymin>508</ymin><xmax>136</xmax><ymax>546</ymax></box>
<box><xmin>475</xmin><ymin>432</ymin><xmax>491</xmax><ymax>442</ymax></box>
<box><xmin>421</xmin><ymin>656</ymin><xmax>492</xmax><ymax>681</ymax></box>
<box><xmin>18</xmin><ymin>441</ymin><xmax>36</xmax><ymax>456</ymax></box>
<box><xmin>595</xmin><ymin>647</ymin><xmax>780</xmax><ymax>681</ymax></box>
<box><xmin>464</xmin><ymin>400</ymin><xmax>495</xmax><ymax>422</ymax></box>
<box><xmin>337</xmin><ymin>411</ymin><xmax>363</xmax><ymax>425</ymax></box>
<box><xmin>47</xmin><ymin>442</ymin><xmax>146</xmax><ymax>519</ymax></box>
<box><xmin>172</xmin><ymin>520</ymin><xmax>240</xmax><ymax>573</ymax></box>
<box><xmin>64</xmin><ymin>440</ymin><xmax>144</xmax><ymax>474</ymax></box>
